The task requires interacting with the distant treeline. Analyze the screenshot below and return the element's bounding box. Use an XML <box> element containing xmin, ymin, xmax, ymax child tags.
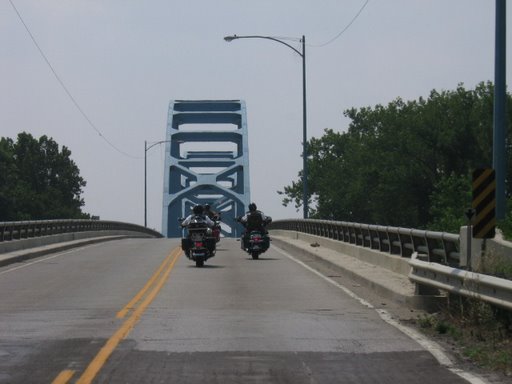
<box><xmin>279</xmin><ymin>82</ymin><xmax>512</xmax><ymax>233</ymax></box>
<box><xmin>0</xmin><ymin>132</ymin><xmax>88</xmax><ymax>221</ymax></box>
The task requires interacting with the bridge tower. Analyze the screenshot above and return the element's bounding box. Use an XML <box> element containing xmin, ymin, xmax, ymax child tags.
<box><xmin>162</xmin><ymin>100</ymin><xmax>250</xmax><ymax>238</ymax></box>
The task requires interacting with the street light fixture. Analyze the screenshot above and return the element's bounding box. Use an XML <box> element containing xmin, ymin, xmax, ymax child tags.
<box><xmin>224</xmin><ymin>34</ymin><xmax>309</xmax><ymax>218</ymax></box>
<box><xmin>144</xmin><ymin>140</ymin><xmax>171</xmax><ymax>227</ymax></box>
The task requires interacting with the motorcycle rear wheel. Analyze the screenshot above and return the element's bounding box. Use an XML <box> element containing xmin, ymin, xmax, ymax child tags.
<box><xmin>196</xmin><ymin>259</ymin><xmax>204</xmax><ymax>267</ymax></box>
<box><xmin>251</xmin><ymin>251</ymin><xmax>259</xmax><ymax>260</ymax></box>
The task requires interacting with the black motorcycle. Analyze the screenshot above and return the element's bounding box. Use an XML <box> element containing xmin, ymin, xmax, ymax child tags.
<box><xmin>237</xmin><ymin>216</ymin><xmax>272</xmax><ymax>260</ymax></box>
<box><xmin>244</xmin><ymin>229</ymin><xmax>271</xmax><ymax>259</ymax></box>
<box><xmin>179</xmin><ymin>216</ymin><xmax>216</xmax><ymax>267</ymax></box>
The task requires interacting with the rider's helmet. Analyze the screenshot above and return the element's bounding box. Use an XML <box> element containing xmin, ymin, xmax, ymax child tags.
<box><xmin>248</xmin><ymin>203</ymin><xmax>257</xmax><ymax>212</ymax></box>
<box><xmin>192</xmin><ymin>205</ymin><xmax>204</xmax><ymax>215</ymax></box>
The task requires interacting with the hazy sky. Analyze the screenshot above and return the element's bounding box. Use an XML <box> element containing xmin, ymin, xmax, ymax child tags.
<box><xmin>1</xmin><ymin>1</ymin><xmax>510</xmax><ymax>231</ymax></box>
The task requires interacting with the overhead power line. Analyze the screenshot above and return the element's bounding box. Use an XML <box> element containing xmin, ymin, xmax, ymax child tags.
<box><xmin>8</xmin><ymin>0</ymin><xmax>139</xmax><ymax>159</ymax></box>
<box><xmin>311</xmin><ymin>0</ymin><xmax>370</xmax><ymax>47</ymax></box>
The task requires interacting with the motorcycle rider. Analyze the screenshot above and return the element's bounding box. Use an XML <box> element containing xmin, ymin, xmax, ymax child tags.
<box><xmin>180</xmin><ymin>205</ymin><xmax>215</xmax><ymax>255</ymax></box>
<box><xmin>181</xmin><ymin>204</ymin><xmax>215</xmax><ymax>227</ymax></box>
<box><xmin>238</xmin><ymin>203</ymin><xmax>272</xmax><ymax>250</ymax></box>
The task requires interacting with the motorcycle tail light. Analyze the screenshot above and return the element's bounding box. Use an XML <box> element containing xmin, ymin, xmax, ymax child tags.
<box><xmin>195</xmin><ymin>242</ymin><xmax>203</xmax><ymax>247</ymax></box>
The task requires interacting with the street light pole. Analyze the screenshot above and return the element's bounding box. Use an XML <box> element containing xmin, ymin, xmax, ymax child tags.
<box><xmin>301</xmin><ymin>35</ymin><xmax>308</xmax><ymax>219</ymax></box>
<box><xmin>224</xmin><ymin>34</ymin><xmax>309</xmax><ymax>218</ymax></box>
<box><xmin>144</xmin><ymin>140</ymin><xmax>171</xmax><ymax>227</ymax></box>
<box><xmin>494</xmin><ymin>0</ymin><xmax>507</xmax><ymax>220</ymax></box>
<box><xmin>145</xmin><ymin>140</ymin><xmax>147</xmax><ymax>227</ymax></box>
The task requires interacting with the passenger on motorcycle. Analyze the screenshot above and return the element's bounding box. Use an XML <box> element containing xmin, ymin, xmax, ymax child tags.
<box><xmin>238</xmin><ymin>203</ymin><xmax>272</xmax><ymax>250</ymax></box>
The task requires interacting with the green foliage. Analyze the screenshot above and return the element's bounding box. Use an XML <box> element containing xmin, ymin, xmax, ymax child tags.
<box><xmin>497</xmin><ymin>198</ymin><xmax>512</xmax><ymax>241</ymax></box>
<box><xmin>0</xmin><ymin>132</ymin><xmax>88</xmax><ymax>221</ymax></box>
<box><xmin>280</xmin><ymin>82</ymin><xmax>511</xmax><ymax>230</ymax></box>
<box><xmin>428</xmin><ymin>173</ymin><xmax>471</xmax><ymax>232</ymax></box>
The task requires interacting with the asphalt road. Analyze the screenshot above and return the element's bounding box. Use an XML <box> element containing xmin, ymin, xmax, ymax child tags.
<box><xmin>0</xmin><ymin>238</ymin><xmax>480</xmax><ymax>383</ymax></box>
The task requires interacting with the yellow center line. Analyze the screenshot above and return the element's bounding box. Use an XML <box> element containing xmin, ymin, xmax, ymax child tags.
<box><xmin>52</xmin><ymin>247</ymin><xmax>182</xmax><ymax>384</ymax></box>
<box><xmin>116</xmin><ymin>252</ymin><xmax>174</xmax><ymax>319</ymax></box>
<box><xmin>51</xmin><ymin>369</ymin><xmax>75</xmax><ymax>384</ymax></box>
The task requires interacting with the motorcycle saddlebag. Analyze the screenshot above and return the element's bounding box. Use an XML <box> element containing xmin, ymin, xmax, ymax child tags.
<box><xmin>206</xmin><ymin>237</ymin><xmax>216</xmax><ymax>252</ymax></box>
<box><xmin>263</xmin><ymin>235</ymin><xmax>270</xmax><ymax>250</ymax></box>
<box><xmin>181</xmin><ymin>238</ymin><xmax>192</xmax><ymax>251</ymax></box>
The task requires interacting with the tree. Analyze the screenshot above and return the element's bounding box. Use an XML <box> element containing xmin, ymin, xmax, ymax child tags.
<box><xmin>0</xmin><ymin>132</ymin><xmax>88</xmax><ymax>221</ymax></box>
<box><xmin>279</xmin><ymin>82</ymin><xmax>510</xmax><ymax>230</ymax></box>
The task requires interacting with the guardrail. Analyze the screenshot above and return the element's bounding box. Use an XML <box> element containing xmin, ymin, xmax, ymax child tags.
<box><xmin>269</xmin><ymin>219</ymin><xmax>460</xmax><ymax>266</ymax></box>
<box><xmin>410</xmin><ymin>252</ymin><xmax>512</xmax><ymax>310</ymax></box>
<box><xmin>0</xmin><ymin>219</ymin><xmax>163</xmax><ymax>242</ymax></box>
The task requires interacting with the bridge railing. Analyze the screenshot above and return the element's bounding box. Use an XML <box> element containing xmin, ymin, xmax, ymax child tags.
<box><xmin>269</xmin><ymin>219</ymin><xmax>460</xmax><ymax>266</ymax></box>
<box><xmin>0</xmin><ymin>219</ymin><xmax>163</xmax><ymax>243</ymax></box>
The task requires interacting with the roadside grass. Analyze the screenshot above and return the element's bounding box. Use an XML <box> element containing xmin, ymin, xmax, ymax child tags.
<box><xmin>479</xmin><ymin>239</ymin><xmax>512</xmax><ymax>280</ymax></box>
<box><xmin>417</xmin><ymin>298</ymin><xmax>512</xmax><ymax>375</ymax></box>
<box><xmin>414</xmin><ymin>242</ymin><xmax>512</xmax><ymax>376</ymax></box>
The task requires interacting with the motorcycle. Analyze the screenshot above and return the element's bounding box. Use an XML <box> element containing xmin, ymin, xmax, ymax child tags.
<box><xmin>244</xmin><ymin>229</ymin><xmax>271</xmax><ymax>259</ymax></box>
<box><xmin>237</xmin><ymin>216</ymin><xmax>272</xmax><ymax>260</ymax></box>
<box><xmin>179</xmin><ymin>216</ymin><xmax>216</xmax><ymax>267</ymax></box>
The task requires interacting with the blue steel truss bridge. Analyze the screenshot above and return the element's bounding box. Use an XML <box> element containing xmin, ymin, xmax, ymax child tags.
<box><xmin>162</xmin><ymin>100</ymin><xmax>250</xmax><ymax>238</ymax></box>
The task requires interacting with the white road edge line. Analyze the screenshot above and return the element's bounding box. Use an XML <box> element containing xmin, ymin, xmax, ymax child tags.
<box><xmin>272</xmin><ymin>245</ymin><xmax>489</xmax><ymax>384</ymax></box>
